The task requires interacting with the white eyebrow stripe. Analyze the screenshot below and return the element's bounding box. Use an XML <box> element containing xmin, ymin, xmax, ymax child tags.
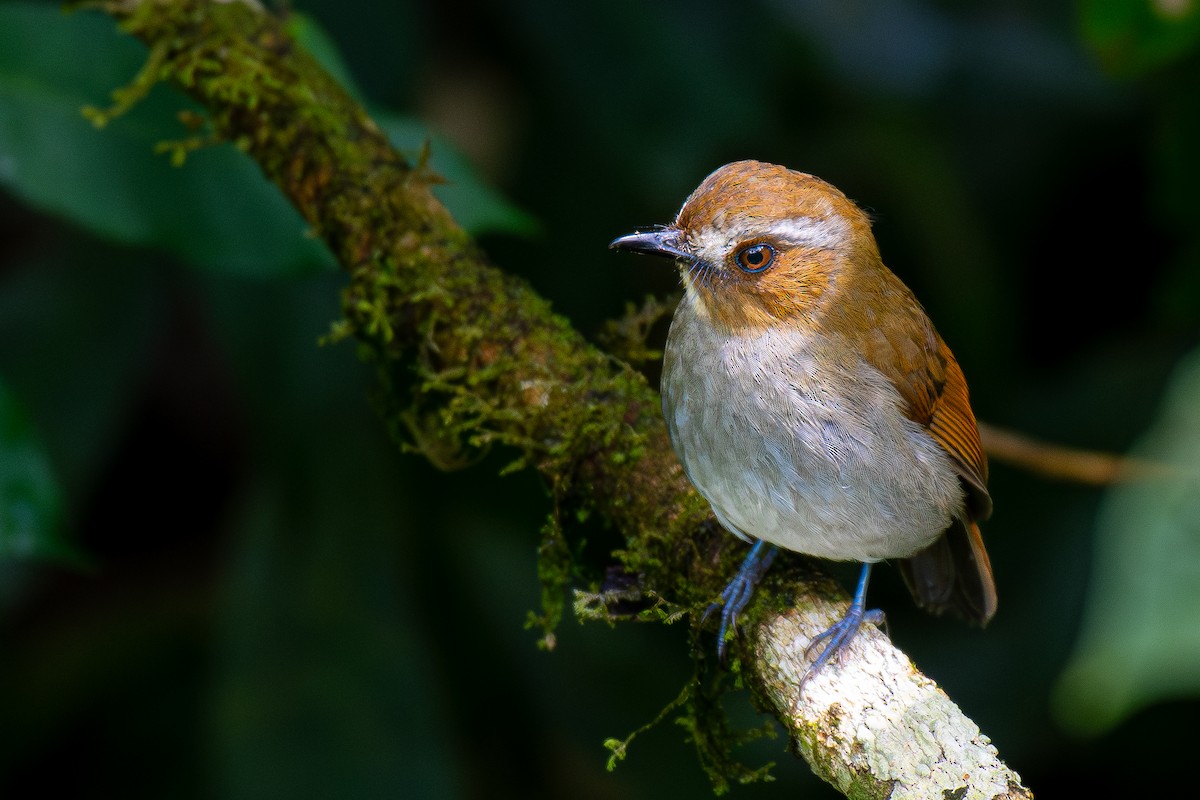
<box><xmin>762</xmin><ymin>216</ymin><xmax>848</xmax><ymax>250</ymax></box>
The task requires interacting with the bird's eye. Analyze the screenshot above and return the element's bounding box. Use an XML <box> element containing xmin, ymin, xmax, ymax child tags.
<box><xmin>735</xmin><ymin>243</ymin><xmax>776</xmax><ymax>273</ymax></box>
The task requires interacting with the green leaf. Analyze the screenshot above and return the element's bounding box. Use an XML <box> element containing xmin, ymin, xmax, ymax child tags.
<box><xmin>1053</xmin><ymin>346</ymin><xmax>1200</xmax><ymax>734</ymax></box>
<box><xmin>0</xmin><ymin>377</ymin><xmax>74</xmax><ymax>563</ymax></box>
<box><xmin>378</xmin><ymin>115</ymin><xmax>538</xmax><ymax>238</ymax></box>
<box><xmin>284</xmin><ymin>12</ymin><xmax>536</xmax><ymax>236</ymax></box>
<box><xmin>283</xmin><ymin>11</ymin><xmax>366</xmax><ymax>102</ymax></box>
<box><xmin>0</xmin><ymin>3</ymin><xmax>334</xmax><ymax>276</ymax></box>
<box><xmin>1079</xmin><ymin>0</ymin><xmax>1200</xmax><ymax>75</ymax></box>
<box><xmin>0</xmin><ymin>5</ymin><xmax>529</xmax><ymax>278</ymax></box>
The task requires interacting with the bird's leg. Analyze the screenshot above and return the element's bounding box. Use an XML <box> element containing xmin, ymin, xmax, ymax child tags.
<box><xmin>801</xmin><ymin>562</ymin><xmax>885</xmax><ymax>687</ymax></box>
<box><xmin>705</xmin><ymin>539</ymin><xmax>777</xmax><ymax>661</ymax></box>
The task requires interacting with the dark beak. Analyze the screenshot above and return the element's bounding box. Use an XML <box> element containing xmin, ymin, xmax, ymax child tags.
<box><xmin>609</xmin><ymin>228</ymin><xmax>692</xmax><ymax>262</ymax></box>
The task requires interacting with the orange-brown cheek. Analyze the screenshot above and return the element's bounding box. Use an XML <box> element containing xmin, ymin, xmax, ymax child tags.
<box><xmin>740</xmin><ymin>253</ymin><xmax>835</xmax><ymax>327</ymax></box>
<box><xmin>682</xmin><ymin>246</ymin><xmax>840</xmax><ymax>333</ymax></box>
<box><xmin>687</xmin><ymin>270</ymin><xmax>829</xmax><ymax>333</ymax></box>
<box><xmin>753</xmin><ymin>269</ymin><xmax>828</xmax><ymax>323</ymax></box>
<box><xmin>707</xmin><ymin>293</ymin><xmax>778</xmax><ymax>332</ymax></box>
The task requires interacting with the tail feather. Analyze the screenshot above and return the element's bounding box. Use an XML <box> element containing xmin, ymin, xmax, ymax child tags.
<box><xmin>898</xmin><ymin>518</ymin><xmax>996</xmax><ymax>626</ymax></box>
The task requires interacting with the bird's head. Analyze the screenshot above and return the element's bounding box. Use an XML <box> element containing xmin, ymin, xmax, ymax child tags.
<box><xmin>611</xmin><ymin>160</ymin><xmax>880</xmax><ymax>333</ymax></box>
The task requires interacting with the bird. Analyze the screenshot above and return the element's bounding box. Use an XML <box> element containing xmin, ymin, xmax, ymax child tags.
<box><xmin>610</xmin><ymin>160</ymin><xmax>995</xmax><ymax>677</ymax></box>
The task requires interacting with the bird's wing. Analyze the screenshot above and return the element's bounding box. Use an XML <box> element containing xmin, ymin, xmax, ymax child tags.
<box><xmin>855</xmin><ymin>271</ymin><xmax>997</xmax><ymax>624</ymax></box>
<box><xmin>857</xmin><ymin>275</ymin><xmax>992</xmax><ymax>521</ymax></box>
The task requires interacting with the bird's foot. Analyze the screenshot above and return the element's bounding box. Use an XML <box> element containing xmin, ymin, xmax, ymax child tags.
<box><xmin>800</xmin><ymin>562</ymin><xmax>885</xmax><ymax>689</ymax></box>
<box><xmin>704</xmin><ymin>540</ymin><xmax>777</xmax><ymax>661</ymax></box>
<box><xmin>800</xmin><ymin>600</ymin><xmax>885</xmax><ymax>689</ymax></box>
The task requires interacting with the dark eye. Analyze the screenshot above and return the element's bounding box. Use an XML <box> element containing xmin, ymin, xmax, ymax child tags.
<box><xmin>735</xmin><ymin>243</ymin><xmax>775</xmax><ymax>273</ymax></box>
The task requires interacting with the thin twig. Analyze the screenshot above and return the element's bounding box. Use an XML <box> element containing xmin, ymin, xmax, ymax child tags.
<box><xmin>979</xmin><ymin>421</ymin><xmax>1173</xmax><ymax>485</ymax></box>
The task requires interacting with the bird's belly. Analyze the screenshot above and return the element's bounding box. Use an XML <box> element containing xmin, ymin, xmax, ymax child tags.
<box><xmin>661</xmin><ymin>320</ymin><xmax>964</xmax><ymax>562</ymax></box>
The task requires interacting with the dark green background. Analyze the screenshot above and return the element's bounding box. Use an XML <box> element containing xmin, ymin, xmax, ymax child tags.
<box><xmin>2</xmin><ymin>0</ymin><xmax>1199</xmax><ymax>797</ymax></box>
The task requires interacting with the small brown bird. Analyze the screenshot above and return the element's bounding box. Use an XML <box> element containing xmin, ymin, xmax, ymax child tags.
<box><xmin>611</xmin><ymin>160</ymin><xmax>995</xmax><ymax>673</ymax></box>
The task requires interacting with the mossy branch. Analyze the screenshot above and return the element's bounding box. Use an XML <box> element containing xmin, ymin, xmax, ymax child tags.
<box><xmin>83</xmin><ymin>1</ymin><xmax>1031</xmax><ymax>797</ymax></box>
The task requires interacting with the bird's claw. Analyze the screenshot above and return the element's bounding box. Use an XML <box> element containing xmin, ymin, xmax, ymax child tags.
<box><xmin>800</xmin><ymin>602</ymin><xmax>885</xmax><ymax>688</ymax></box>
<box><xmin>797</xmin><ymin>561</ymin><xmax>886</xmax><ymax>689</ymax></box>
<box><xmin>707</xmin><ymin>540</ymin><xmax>777</xmax><ymax>661</ymax></box>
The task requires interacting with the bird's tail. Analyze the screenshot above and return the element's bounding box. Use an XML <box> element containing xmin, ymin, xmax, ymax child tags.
<box><xmin>897</xmin><ymin>518</ymin><xmax>997</xmax><ymax>626</ymax></box>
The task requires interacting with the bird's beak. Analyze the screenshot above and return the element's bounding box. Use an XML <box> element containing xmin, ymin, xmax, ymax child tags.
<box><xmin>609</xmin><ymin>228</ymin><xmax>692</xmax><ymax>262</ymax></box>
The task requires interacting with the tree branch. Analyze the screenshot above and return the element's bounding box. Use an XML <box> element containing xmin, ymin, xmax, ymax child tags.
<box><xmin>978</xmin><ymin>421</ymin><xmax>1173</xmax><ymax>485</ymax></box>
<box><xmin>84</xmin><ymin>1</ymin><xmax>1031</xmax><ymax>796</ymax></box>
<box><xmin>748</xmin><ymin>570</ymin><xmax>1029</xmax><ymax>798</ymax></box>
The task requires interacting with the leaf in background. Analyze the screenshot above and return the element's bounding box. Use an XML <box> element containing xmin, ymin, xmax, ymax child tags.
<box><xmin>283</xmin><ymin>11</ymin><xmax>536</xmax><ymax>237</ymax></box>
<box><xmin>0</xmin><ymin>3</ymin><xmax>333</xmax><ymax>276</ymax></box>
<box><xmin>378</xmin><ymin>114</ymin><xmax>538</xmax><ymax>238</ymax></box>
<box><xmin>0</xmin><ymin>4</ymin><xmax>530</xmax><ymax>278</ymax></box>
<box><xmin>1079</xmin><ymin>0</ymin><xmax>1200</xmax><ymax>75</ymax></box>
<box><xmin>283</xmin><ymin>12</ymin><xmax>537</xmax><ymax>237</ymax></box>
<box><xmin>1053</xmin><ymin>346</ymin><xmax>1200</xmax><ymax>734</ymax></box>
<box><xmin>0</xmin><ymin>377</ymin><xmax>75</xmax><ymax>563</ymax></box>
<box><xmin>283</xmin><ymin>10</ymin><xmax>366</xmax><ymax>103</ymax></box>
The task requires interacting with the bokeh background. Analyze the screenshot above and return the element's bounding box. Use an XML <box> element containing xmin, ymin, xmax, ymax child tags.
<box><xmin>3</xmin><ymin>0</ymin><xmax>1200</xmax><ymax>797</ymax></box>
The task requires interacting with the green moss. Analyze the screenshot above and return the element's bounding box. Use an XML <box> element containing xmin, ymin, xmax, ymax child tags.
<box><xmin>603</xmin><ymin>634</ymin><xmax>779</xmax><ymax>794</ymax></box>
<box><xmin>525</xmin><ymin>503</ymin><xmax>572</xmax><ymax>650</ymax></box>
<box><xmin>82</xmin><ymin>0</ymin><xmax>778</xmax><ymax>790</ymax></box>
<box><xmin>594</xmin><ymin>294</ymin><xmax>678</xmax><ymax>368</ymax></box>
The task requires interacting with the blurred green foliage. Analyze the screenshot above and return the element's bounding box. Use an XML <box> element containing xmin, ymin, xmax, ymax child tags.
<box><xmin>0</xmin><ymin>3</ymin><xmax>334</xmax><ymax>276</ymax></box>
<box><xmin>0</xmin><ymin>377</ymin><xmax>71</xmax><ymax>560</ymax></box>
<box><xmin>1055</xmin><ymin>347</ymin><xmax>1200</xmax><ymax>735</ymax></box>
<box><xmin>1081</xmin><ymin>0</ymin><xmax>1200</xmax><ymax>74</ymax></box>
<box><xmin>1</xmin><ymin>0</ymin><xmax>1199</xmax><ymax>797</ymax></box>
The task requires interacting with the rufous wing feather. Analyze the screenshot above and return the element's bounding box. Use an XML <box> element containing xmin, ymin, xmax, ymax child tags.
<box><xmin>856</xmin><ymin>273</ymin><xmax>996</xmax><ymax>624</ymax></box>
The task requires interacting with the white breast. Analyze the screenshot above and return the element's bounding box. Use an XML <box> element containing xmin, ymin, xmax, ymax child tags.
<box><xmin>661</xmin><ymin>298</ymin><xmax>964</xmax><ymax>562</ymax></box>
